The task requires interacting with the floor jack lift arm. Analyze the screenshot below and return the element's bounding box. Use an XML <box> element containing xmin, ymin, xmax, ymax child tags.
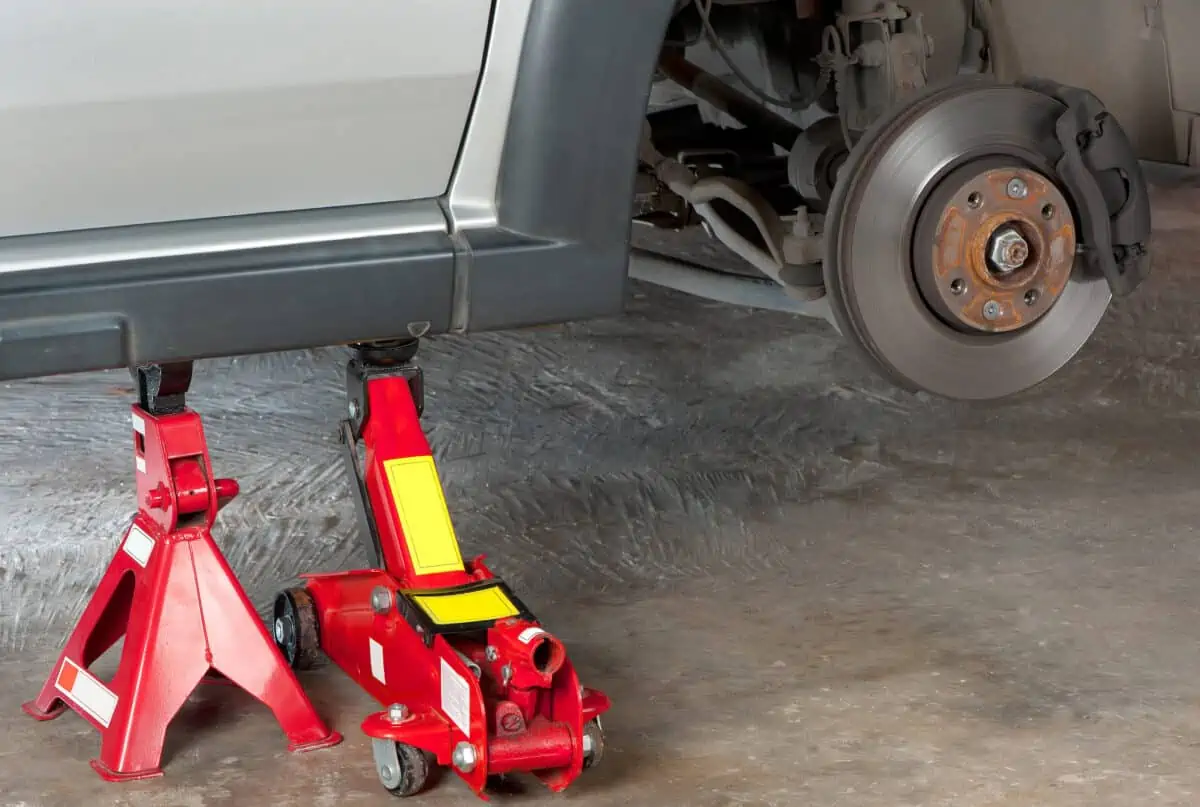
<box><xmin>270</xmin><ymin>339</ymin><xmax>611</xmax><ymax>800</ymax></box>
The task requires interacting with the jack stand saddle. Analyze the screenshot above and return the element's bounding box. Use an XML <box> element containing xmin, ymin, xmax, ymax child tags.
<box><xmin>23</xmin><ymin>362</ymin><xmax>341</xmax><ymax>781</ymax></box>
<box><xmin>269</xmin><ymin>339</ymin><xmax>610</xmax><ymax>800</ymax></box>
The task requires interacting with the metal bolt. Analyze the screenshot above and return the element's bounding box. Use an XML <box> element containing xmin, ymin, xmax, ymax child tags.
<box><xmin>379</xmin><ymin>764</ymin><xmax>395</xmax><ymax>781</ymax></box>
<box><xmin>370</xmin><ymin>586</ymin><xmax>393</xmax><ymax>614</ymax></box>
<box><xmin>982</xmin><ymin>300</ymin><xmax>1002</xmax><ymax>321</ymax></box>
<box><xmin>485</xmin><ymin>646</ymin><xmax>498</xmax><ymax>662</ymax></box>
<box><xmin>501</xmin><ymin>663</ymin><xmax>513</xmax><ymax>686</ymax></box>
<box><xmin>452</xmin><ymin>742</ymin><xmax>478</xmax><ymax>773</ymax></box>
<box><xmin>387</xmin><ymin>703</ymin><xmax>409</xmax><ymax>724</ymax></box>
<box><xmin>988</xmin><ymin>226</ymin><xmax>1030</xmax><ymax>274</ymax></box>
<box><xmin>348</xmin><ymin>399</ymin><xmax>361</xmax><ymax>419</ymax></box>
<box><xmin>273</xmin><ymin>619</ymin><xmax>285</xmax><ymax>643</ymax></box>
<box><xmin>582</xmin><ymin>732</ymin><xmax>595</xmax><ymax>755</ymax></box>
<box><xmin>1006</xmin><ymin>177</ymin><xmax>1029</xmax><ymax>199</ymax></box>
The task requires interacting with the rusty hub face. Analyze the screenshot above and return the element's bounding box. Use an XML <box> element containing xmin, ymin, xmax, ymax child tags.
<box><xmin>915</xmin><ymin>165</ymin><xmax>1076</xmax><ymax>334</ymax></box>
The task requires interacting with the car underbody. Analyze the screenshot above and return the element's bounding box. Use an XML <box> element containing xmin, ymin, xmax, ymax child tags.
<box><xmin>631</xmin><ymin>0</ymin><xmax>1152</xmax><ymax>400</ymax></box>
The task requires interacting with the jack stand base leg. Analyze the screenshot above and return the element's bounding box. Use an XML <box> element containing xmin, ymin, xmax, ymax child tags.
<box><xmin>21</xmin><ymin>701</ymin><xmax>67</xmax><ymax>721</ymax></box>
<box><xmin>91</xmin><ymin>759</ymin><xmax>163</xmax><ymax>784</ymax></box>
<box><xmin>289</xmin><ymin>733</ymin><xmax>346</xmax><ymax>754</ymax></box>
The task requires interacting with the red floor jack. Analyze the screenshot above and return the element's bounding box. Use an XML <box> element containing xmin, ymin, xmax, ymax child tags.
<box><xmin>22</xmin><ymin>362</ymin><xmax>342</xmax><ymax>780</ymax></box>
<box><xmin>269</xmin><ymin>339</ymin><xmax>609</xmax><ymax>799</ymax></box>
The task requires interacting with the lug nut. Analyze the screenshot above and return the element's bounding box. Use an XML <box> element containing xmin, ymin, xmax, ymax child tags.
<box><xmin>452</xmin><ymin>742</ymin><xmax>478</xmax><ymax>773</ymax></box>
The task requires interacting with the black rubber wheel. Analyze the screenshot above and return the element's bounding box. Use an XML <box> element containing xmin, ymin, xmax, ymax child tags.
<box><xmin>272</xmin><ymin>587</ymin><xmax>321</xmax><ymax>671</ymax></box>
<box><xmin>378</xmin><ymin>742</ymin><xmax>433</xmax><ymax>798</ymax></box>
<box><xmin>582</xmin><ymin>719</ymin><xmax>605</xmax><ymax>770</ymax></box>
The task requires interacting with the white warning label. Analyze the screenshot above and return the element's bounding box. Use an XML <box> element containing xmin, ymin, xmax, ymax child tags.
<box><xmin>55</xmin><ymin>659</ymin><xmax>118</xmax><ymax>728</ymax></box>
<box><xmin>370</xmin><ymin>638</ymin><xmax>386</xmax><ymax>684</ymax></box>
<box><xmin>122</xmin><ymin>525</ymin><xmax>155</xmax><ymax>567</ymax></box>
<box><xmin>440</xmin><ymin>656</ymin><xmax>471</xmax><ymax>737</ymax></box>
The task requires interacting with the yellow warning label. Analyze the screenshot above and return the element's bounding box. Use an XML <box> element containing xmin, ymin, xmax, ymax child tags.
<box><xmin>383</xmin><ymin>456</ymin><xmax>465</xmax><ymax>577</ymax></box>
<box><xmin>412</xmin><ymin>585</ymin><xmax>520</xmax><ymax>626</ymax></box>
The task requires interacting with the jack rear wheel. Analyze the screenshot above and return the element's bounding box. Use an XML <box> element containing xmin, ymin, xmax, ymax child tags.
<box><xmin>373</xmin><ymin>739</ymin><xmax>433</xmax><ymax>798</ymax></box>
<box><xmin>582</xmin><ymin>718</ymin><xmax>605</xmax><ymax>769</ymax></box>
<box><xmin>272</xmin><ymin>587</ymin><xmax>321</xmax><ymax>671</ymax></box>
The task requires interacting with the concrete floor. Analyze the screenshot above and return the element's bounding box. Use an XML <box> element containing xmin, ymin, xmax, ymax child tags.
<box><xmin>6</xmin><ymin>181</ymin><xmax>1200</xmax><ymax>805</ymax></box>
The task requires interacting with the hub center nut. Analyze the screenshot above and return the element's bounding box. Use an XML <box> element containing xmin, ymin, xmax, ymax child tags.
<box><xmin>988</xmin><ymin>226</ymin><xmax>1030</xmax><ymax>274</ymax></box>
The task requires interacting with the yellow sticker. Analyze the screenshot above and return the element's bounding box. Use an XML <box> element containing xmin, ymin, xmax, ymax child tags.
<box><xmin>412</xmin><ymin>585</ymin><xmax>520</xmax><ymax>626</ymax></box>
<box><xmin>383</xmin><ymin>456</ymin><xmax>465</xmax><ymax>576</ymax></box>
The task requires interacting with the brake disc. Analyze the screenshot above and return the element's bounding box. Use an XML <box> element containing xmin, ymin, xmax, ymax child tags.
<box><xmin>823</xmin><ymin>77</ymin><xmax>1115</xmax><ymax>401</ymax></box>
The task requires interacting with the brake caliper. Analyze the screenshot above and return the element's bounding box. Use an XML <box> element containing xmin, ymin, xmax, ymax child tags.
<box><xmin>1018</xmin><ymin>78</ymin><xmax>1152</xmax><ymax>297</ymax></box>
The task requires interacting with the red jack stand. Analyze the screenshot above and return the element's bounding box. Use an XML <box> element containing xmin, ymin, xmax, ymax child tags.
<box><xmin>22</xmin><ymin>362</ymin><xmax>342</xmax><ymax>781</ymax></box>
<box><xmin>270</xmin><ymin>339</ymin><xmax>610</xmax><ymax>800</ymax></box>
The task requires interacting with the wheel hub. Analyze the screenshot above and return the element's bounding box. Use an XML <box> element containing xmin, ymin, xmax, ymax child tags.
<box><xmin>915</xmin><ymin>164</ymin><xmax>1076</xmax><ymax>334</ymax></box>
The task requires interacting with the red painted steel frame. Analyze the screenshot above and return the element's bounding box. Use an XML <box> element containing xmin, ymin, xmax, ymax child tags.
<box><xmin>302</xmin><ymin>371</ymin><xmax>610</xmax><ymax>800</ymax></box>
<box><xmin>22</xmin><ymin>404</ymin><xmax>341</xmax><ymax>781</ymax></box>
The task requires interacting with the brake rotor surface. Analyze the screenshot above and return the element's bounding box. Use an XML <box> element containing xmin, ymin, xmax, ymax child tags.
<box><xmin>823</xmin><ymin>78</ymin><xmax>1111</xmax><ymax>401</ymax></box>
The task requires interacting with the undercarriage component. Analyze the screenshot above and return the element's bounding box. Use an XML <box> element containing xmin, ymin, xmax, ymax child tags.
<box><xmin>1018</xmin><ymin>78</ymin><xmax>1152</xmax><ymax>298</ymax></box>
<box><xmin>658</xmin><ymin>48</ymin><xmax>803</xmax><ymax>151</ymax></box>
<box><xmin>639</xmin><ymin>118</ymin><xmax>826</xmax><ymax>300</ymax></box>
<box><xmin>823</xmin><ymin>1</ymin><xmax>934</xmax><ymax>139</ymax></box>
<box><xmin>823</xmin><ymin>76</ymin><xmax>1149</xmax><ymax>401</ymax></box>
<box><xmin>913</xmin><ymin>161</ymin><xmax>1076</xmax><ymax>334</ymax></box>
<box><xmin>787</xmin><ymin>115</ymin><xmax>849</xmax><ymax>208</ymax></box>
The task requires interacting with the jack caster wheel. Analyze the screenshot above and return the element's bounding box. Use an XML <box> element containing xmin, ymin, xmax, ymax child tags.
<box><xmin>582</xmin><ymin>718</ymin><xmax>605</xmax><ymax>769</ymax></box>
<box><xmin>272</xmin><ymin>587</ymin><xmax>321</xmax><ymax>671</ymax></box>
<box><xmin>823</xmin><ymin>76</ymin><xmax>1149</xmax><ymax>401</ymax></box>
<box><xmin>373</xmin><ymin>739</ymin><xmax>433</xmax><ymax>798</ymax></box>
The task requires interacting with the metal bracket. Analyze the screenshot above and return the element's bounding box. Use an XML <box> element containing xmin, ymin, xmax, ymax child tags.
<box><xmin>1019</xmin><ymin>78</ymin><xmax>1153</xmax><ymax>297</ymax></box>
<box><xmin>339</xmin><ymin>420</ymin><xmax>386</xmax><ymax>569</ymax></box>
<box><xmin>346</xmin><ymin>344</ymin><xmax>425</xmax><ymax>441</ymax></box>
<box><xmin>132</xmin><ymin>361</ymin><xmax>193</xmax><ymax>415</ymax></box>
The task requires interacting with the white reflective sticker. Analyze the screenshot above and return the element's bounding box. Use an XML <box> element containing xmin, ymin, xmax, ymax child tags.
<box><xmin>122</xmin><ymin>526</ymin><xmax>154</xmax><ymax>567</ymax></box>
<box><xmin>55</xmin><ymin>659</ymin><xmax>118</xmax><ymax>728</ymax></box>
<box><xmin>370</xmin><ymin>638</ymin><xmax>386</xmax><ymax>684</ymax></box>
<box><xmin>440</xmin><ymin>657</ymin><xmax>471</xmax><ymax>736</ymax></box>
<box><xmin>131</xmin><ymin>412</ymin><xmax>146</xmax><ymax>435</ymax></box>
<box><xmin>135</xmin><ymin>456</ymin><xmax>147</xmax><ymax>474</ymax></box>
